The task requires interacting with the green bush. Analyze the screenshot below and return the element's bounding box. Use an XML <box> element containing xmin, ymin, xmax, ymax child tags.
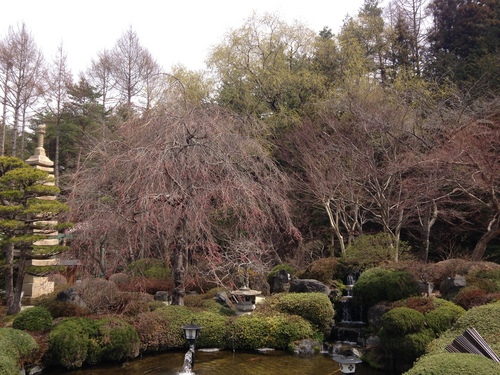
<box><xmin>13</xmin><ymin>306</ymin><xmax>53</xmax><ymax>331</ymax></box>
<box><xmin>353</xmin><ymin>268</ymin><xmax>420</xmax><ymax>310</ymax></box>
<box><xmin>228</xmin><ymin>314</ymin><xmax>270</xmax><ymax>350</ymax></box>
<box><xmin>426</xmin><ymin>302</ymin><xmax>500</xmax><ymax>356</ymax></box>
<box><xmin>404</xmin><ymin>353</ymin><xmax>500</xmax><ymax>375</ymax></box>
<box><xmin>265</xmin><ymin>292</ymin><xmax>334</xmax><ymax>335</ymax></box>
<box><xmin>341</xmin><ymin>233</ymin><xmax>412</xmax><ymax>272</ymax></box>
<box><xmin>127</xmin><ymin>258</ymin><xmax>171</xmax><ymax>279</ymax></box>
<box><xmin>380</xmin><ymin>328</ymin><xmax>435</xmax><ymax>365</ymax></box>
<box><xmin>0</xmin><ymin>328</ymin><xmax>38</xmax><ymax>373</ymax></box>
<box><xmin>425</xmin><ymin>302</ymin><xmax>465</xmax><ymax>334</ymax></box>
<box><xmin>190</xmin><ymin>310</ymin><xmax>228</xmax><ymax>348</ymax></box>
<box><xmin>131</xmin><ymin>305</ymin><xmax>195</xmax><ymax>353</ymax></box>
<box><xmin>265</xmin><ymin>313</ymin><xmax>314</xmax><ymax>349</ymax></box>
<box><xmin>48</xmin><ymin>317</ymin><xmax>140</xmax><ymax>369</ymax></box>
<box><xmin>381</xmin><ymin>307</ymin><xmax>426</xmax><ymax>335</ymax></box>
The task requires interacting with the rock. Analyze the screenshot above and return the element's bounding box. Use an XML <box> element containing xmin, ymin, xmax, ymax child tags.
<box><xmin>154</xmin><ymin>291</ymin><xmax>171</xmax><ymax>303</ymax></box>
<box><xmin>270</xmin><ymin>269</ymin><xmax>290</xmax><ymax>294</ymax></box>
<box><xmin>292</xmin><ymin>339</ymin><xmax>322</xmax><ymax>355</ymax></box>
<box><xmin>56</xmin><ymin>288</ymin><xmax>87</xmax><ymax>309</ymax></box>
<box><xmin>366</xmin><ymin>335</ymin><xmax>381</xmax><ymax>347</ymax></box>
<box><xmin>289</xmin><ymin>279</ymin><xmax>330</xmax><ymax>295</ymax></box>
<box><xmin>367</xmin><ymin>301</ymin><xmax>393</xmax><ymax>330</ymax></box>
<box><xmin>439</xmin><ymin>275</ymin><xmax>466</xmax><ymax>300</ymax></box>
<box><xmin>214</xmin><ymin>291</ymin><xmax>232</xmax><ymax>308</ymax></box>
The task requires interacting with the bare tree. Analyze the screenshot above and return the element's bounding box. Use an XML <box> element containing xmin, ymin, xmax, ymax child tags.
<box><xmin>43</xmin><ymin>43</ymin><xmax>73</xmax><ymax>185</ymax></box>
<box><xmin>66</xmin><ymin>106</ymin><xmax>299</xmax><ymax>305</ymax></box>
<box><xmin>2</xmin><ymin>23</ymin><xmax>45</xmax><ymax>157</ymax></box>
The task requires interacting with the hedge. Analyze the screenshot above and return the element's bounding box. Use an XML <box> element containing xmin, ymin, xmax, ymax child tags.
<box><xmin>404</xmin><ymin>353</ymin><xmax>500</xmax><ymax>375</ymax></box>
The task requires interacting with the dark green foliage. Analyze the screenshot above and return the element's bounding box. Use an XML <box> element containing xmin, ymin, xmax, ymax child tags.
<box><xmin>267</xmin><ymin>264</ymin><xmax>297</xmax><ymax>284</ymax></box>
<box><xmin>126</xmin><ymin>258</ymin><xmax>171</xmax><ymax>280</ymax></box>
<box><xmin>466</xmin><ymin>269</ymin><xmax>500</xmax><ymax>293</ymax></box>
<box><xmin>13</xmin><ymin>306</ymin><xmax>53</xmax><ymax>331</ymax></box>
<box><xmin>48</xmin><ymin>317</ymin><xmax>139</xmax><ymax>369</ymax></box>
<box><xmin>425</xmin><ymin>303</ymin><xmax>465</xmax><ymax>334</ymax></box>
<box><xmin>380</xmin><ymin>328</ymin><xmax>435</xmax><ymax>364</ymax></box>
<box><xmin>404</xmin><ymin>353</ymin><xmax>500</xmax><ymax>375</ymax></box>
<box><xmin>353</xmin><ymin>268</ymin><xmax>420</xmax><ymax>310</ymax></box>
<box><xmin>265</xmin><ymin>292</ymin><xmax>334</xmax><ymax>334</ymax></box>
<box><xmin>381</xmin><ymin>307</ymin><xmax>425</xmax><ymax>335</ymax></box>
<box><xmin>0</xmin><ymin>328</ymin><xmax>38</xmax><ymax>374</ymax></box>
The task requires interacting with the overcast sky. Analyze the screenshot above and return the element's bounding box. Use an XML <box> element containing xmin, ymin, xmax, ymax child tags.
<box><xmin>2</xmin><ymin>0</ymin><xmax>368</xmax><ymax>75</ymax></box>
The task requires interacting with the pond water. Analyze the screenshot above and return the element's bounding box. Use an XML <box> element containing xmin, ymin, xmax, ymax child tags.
<box><xmin>46</xmin><ymin>349</ymin><xmax>385</xmax><ymax>375</ymax></box>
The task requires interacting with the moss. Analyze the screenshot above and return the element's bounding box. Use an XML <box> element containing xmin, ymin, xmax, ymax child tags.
<box><xmin>13</xmin><ymin>306</ymin><xmax>53</xmax><ymax>331</ymax></box>
<box><xmin>404</xmin><ymin>353</ymin><xmax>500</xmax><ymax>375</ymax></box>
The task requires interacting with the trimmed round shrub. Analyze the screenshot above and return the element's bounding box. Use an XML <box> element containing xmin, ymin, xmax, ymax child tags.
<box><xmin>353</xmin><ymin>268</ymin><xmax>420</xmax><ymax>310</ymax></box>
<box><xmin>0</xmin><ymin>328</ymin><xmax>38</xmax><ymax>371</ymax></box>
<box><xmin>380</xmin><ymin>328</ymin><xmax>435</xmax><ymax>364</ymax></box>
<box><xmin>425</xmin><ymin>302</ymin><xmax>465</xmax><ymax>334</ymax></box>
<box><xmin>381</xmin><ymin>307</ymin><xmax>425</xmax><ymax>335</ymax></box>
<box><xmin>13</xmin><ymin>306</ymin><xmax>53</xmax><ymax>331</ymax></box>
<box><xmin>228</xmin><ymin>314</ymin><xmax>270</xmax><ymax>350</ymax></box>
<box><xmin>89</xmin><ymin>318</ymin><xmax>140</xmax><ymax>364</ymax></box>
<box><xmin>265</xmin><ymin>292</ymin><xmax>334</xmax><ymax>334</ymax></box>
<box><xmin>265</xmin><ymin>313</ymin><xmax>314</xmax><ymax>350</ymax></box>
<box><xmin>404</xmin><ymin>352</ymin><xmax>500</xmax><ymax>375</ymax></box>
<box><xmin>426</xmin><ymin>301</ymin><xmax>500</xmax><ymax>356</ymax></box>
<box><xmin>131</xmin><ymin>305</ymin><xmax>195</xmax><ymax>353</ymax></box>
<box><xmin>48</xmin><ymin>317</ymin><xmax>140</xmax><ymax>369</ymax></box>
<box><xmin>190</xmin><ymin>310</ymin><xmax>228</xmax><ymax>348</ymax></box>
<box><xmin>341</xmin><ymin>233</ymin><xmax>412</xmax><ymax>272</ymax></box>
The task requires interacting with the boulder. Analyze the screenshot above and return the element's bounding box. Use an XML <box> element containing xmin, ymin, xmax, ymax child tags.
<box><xmin>439</xmin><ymin>275</ymin><xmax>466</xmax><ymax>300</ymax></box>
<box><xmin>214</xmin><ymin>291</ymin><xmax>232</xmax><ymax>309</ymax></box>
<box><xmin>154</xmin><ymin>291</ymin><xmax>171</xmax><ymax>303</ymax></box>
<box><xmin>289</xmin><ymin>279</ymin><xmax>330</xmax><ymax>295</ymax></box>
<box><xmin>367</xmin><ymin>301</ymin><xmax>393</xmax><ymax>330</ymax></box>
<box><xmin>270</xmin><ymin>269</ymin><xmax>290</xmax><ymax>294</ymax></box>
<box><xmin>56</xmin><ymin>288</ymin><xmax>87</xmax><ymax>309</ymax></box>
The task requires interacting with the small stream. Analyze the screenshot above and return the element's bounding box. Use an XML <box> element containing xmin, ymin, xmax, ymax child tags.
<box><xmin>46</xmin><ymin>350</ymin><xmax>385</xmax><ymax>375</ymax></box>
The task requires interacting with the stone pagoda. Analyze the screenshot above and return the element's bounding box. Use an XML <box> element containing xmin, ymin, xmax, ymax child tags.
<box><xmin>23</xmin><ymin>124</ymin><xmax>60</xmax><ymax>298</ymax></box>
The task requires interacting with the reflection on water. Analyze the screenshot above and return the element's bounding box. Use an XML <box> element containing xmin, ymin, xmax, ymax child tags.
<box><xmin>47</xmin><ymin>350</ymin><xmax>385</xmax><ymax>375</ymax></box>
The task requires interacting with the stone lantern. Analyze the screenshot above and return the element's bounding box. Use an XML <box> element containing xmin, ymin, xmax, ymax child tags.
<box><xmin>231</xmin><ymin>287</ymin><xmax>262</xmax><ymax>315</ymax></box>
<box><xmin>332</xmin><ymin>354</ymin><xmax>363</xmax><ymax>374</ymax></box>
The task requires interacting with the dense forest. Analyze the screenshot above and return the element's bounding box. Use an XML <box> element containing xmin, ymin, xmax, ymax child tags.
<box><xmin>1</xmin><ymin>0</ymin><xmax>499</xmax><ymax>304</ymax></box>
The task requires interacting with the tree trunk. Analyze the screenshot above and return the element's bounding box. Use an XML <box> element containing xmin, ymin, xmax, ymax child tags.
<box><xmin>5</xmin><ymin>243</ymin><xmax>26</xmax><ymax>315</ymax></box>
<box><xmin>419</xmin><ymin>201</ymin><xmax>438</xmax><ymax>262</ymax></box>
<box><xmin>172</xmin><ymin>241</ymin><xmax>188</xmax><ymax>306</ymax></box>
<box><xmin>471</xmin><ymin>215</ymin><xmax>500</xmax><ymax>261</ymax></box>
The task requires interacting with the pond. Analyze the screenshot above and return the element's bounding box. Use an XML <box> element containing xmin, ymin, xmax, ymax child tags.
<box><xmin>46</xmin><ymin>349</ymin><xmax>385</xmax><ymax>375</ymax></box>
